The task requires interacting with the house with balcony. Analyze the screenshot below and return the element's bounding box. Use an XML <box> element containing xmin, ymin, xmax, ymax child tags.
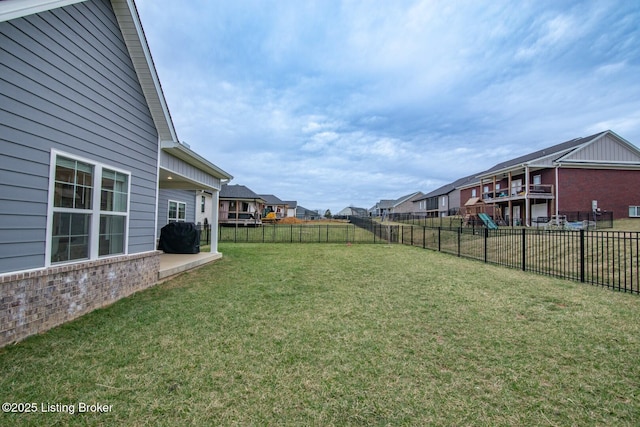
<box><xmin>459</xmin><ymin>130</ymin><xmax>640</xmax><ymax>226</ymax></box>
<box><xmin>219</xmin><ymin>184</ymin><xmax>265</xmax><ymax>226</ymax></box>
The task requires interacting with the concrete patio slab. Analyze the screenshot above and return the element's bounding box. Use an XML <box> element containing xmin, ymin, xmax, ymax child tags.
<box><xmin>158</xmin><ymin>252</ymin><xmax>222</xmax><ymax>281</ymax></box>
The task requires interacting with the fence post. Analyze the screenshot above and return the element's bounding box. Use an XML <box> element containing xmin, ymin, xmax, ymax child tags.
<box><xmin>521</xmin><ymin>228</ymin><xmax>526</xmax><ymax>271</ymax></box>
<box><xmin>484</xmin><ymin>227</ymin><xmax>488</xmax><ymax>263</ymax></box>
<box><xmin>438</xmin><ymin>227</ymin><xmax>441</xmax><ymax>252</ymax></box>
<box><xmin>291</xmin><ymin>225</ymin><xmax>293</xmax><ymax>243</ymax></box>
<box><xmin>580</xmin><ymin>229</ymin><xmax>585</xmax><ymax>282</ymax></box>
<box><xmin>423</xmin><ymin>226</ymin><xmax>426</xmax><ymax>249</ymax></box>
<box><xmin>457</xmin><ymin>227</ymin><xmax>461</xmax><ymax>257</ymax></box>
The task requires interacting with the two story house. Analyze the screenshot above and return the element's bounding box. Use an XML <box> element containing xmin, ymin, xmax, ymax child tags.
<box><xmin>459</xmin><ymin>130</ymin><xmax>640</xmax><ymax>226</ymax></box>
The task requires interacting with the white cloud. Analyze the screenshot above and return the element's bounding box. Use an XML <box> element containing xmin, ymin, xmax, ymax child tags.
<box><xmin>136</xmin><ymin>0</ymin><xmax>640</xmax><ymax>214</ymax></box>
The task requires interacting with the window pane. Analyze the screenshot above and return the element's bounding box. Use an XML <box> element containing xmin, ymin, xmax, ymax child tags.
<box><xmin>54</xmin><ymin>157</ymin><xmax>93</xmax><ymax>209</ymax></box>
<box><xmin>54</xmin><ymin>183</ymin><xmax>75</xmax><ymax>207</ymax></box>
<box><xmin>168</xmin><ymin>201</ymin><xmax>177</xmax><ymax>220</ymax></box>
<box><xmin>101</xmin><ymin>169</ymin><xmax>128</xmax><ymax>212</ymax></box>
<box><xmin>99</xmin><ymin>215</ymin><xmax>125</xmax><ymax>256</ymax></box>
<box><xmin>51</xmin><ymin>212</ymin><xmax>90</xmax><ymax>263</ymax></box>
<box><xmin>178</xmin><ymin>203</ymin><xmax>186</xmax><ymax>220</ymax></box>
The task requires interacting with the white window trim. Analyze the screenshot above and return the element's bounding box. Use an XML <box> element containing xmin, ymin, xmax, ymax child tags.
<box><xmin>630</xmin><ymin>206</ymin><xmax>640</xmax><ymax>218</ymax></box>
<box><xmin>168</xmin><ymin>199</ymin><xmax>187</xmax><ymax>222</ymax></box>
<box><xmin>45</xmin><ymin>149</ymin><xmax>131</xmax><ymax>267</ymax></box>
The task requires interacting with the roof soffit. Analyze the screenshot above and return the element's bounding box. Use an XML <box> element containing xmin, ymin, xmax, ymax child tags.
<box><xmin>0</xmin><ymin>0</ymin><xmax>86</xmax><ymax>22</ymax></box>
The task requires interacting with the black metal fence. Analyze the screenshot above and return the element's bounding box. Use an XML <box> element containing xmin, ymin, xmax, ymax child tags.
<box><xmin>197</xmin><ymin>224</ymin><xmax>211</xmax><ymax>246</ymax></box>
<box><xmin>392</xmin><ymin>222</ymin><xmax>638</xmax><ymax>294</ymax></box>
<box><xmin>387</xmin><ymin>211</ymin><xmax>614</xmax><ymax>229</ymax></box>
<box><xmin>218</xmin><ymin>222</ymin><xmax>397</xmax><ymax>244</ymax></box>
<box><xmin>217</xmin><ymin>218</ymin><xmax>639</xmax><ymax>294</ymax></box>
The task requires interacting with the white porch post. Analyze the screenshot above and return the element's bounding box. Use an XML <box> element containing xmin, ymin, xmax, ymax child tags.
<box><xmin>210</xmin><ymin>190</ymin><xmax>220</xmax><ymax>253</ymax></box>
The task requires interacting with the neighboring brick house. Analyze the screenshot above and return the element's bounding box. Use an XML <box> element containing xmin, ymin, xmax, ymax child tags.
<box><xmin>0</xmin><ymin>0</ymin><xmax>231</xmax><ymax>347</ymax></box>
<box><xmin>219</xmin><ymin>184</ymin><xmax>265</xmax><ymax>226</ymax></box>
<box><xmin>458</xmin><ymin>130</ymin><xmax>640</xmax><ymax>226</ymax></box>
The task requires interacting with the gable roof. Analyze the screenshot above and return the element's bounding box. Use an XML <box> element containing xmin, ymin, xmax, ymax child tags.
<box><xmin>418</xmin><ymin>173</ymin><xmax>481</xmax><ymax>200</ymax></box>
<box><xmin>391</xmin><ymin>192</ymin><xmax>423</xmax><ymax>207</ymax></box>
<box><xmin>260</xmin><ymin>194</ymin><xmax>286</xmax><ymax>205</ymax></box>
<box><xmin>478</xmin><ymin>130</ymin><xmax>640</xmax><ymax>179</ymax></box>
<box><xmin>283</xmin><ymin>200</ymin><xmax>297</xmax><ymax>209</ymax></box>
<box><xmin>220</xmin><ymin>184</ymin><xmax>264</xmax><ymax>201</ymax></box>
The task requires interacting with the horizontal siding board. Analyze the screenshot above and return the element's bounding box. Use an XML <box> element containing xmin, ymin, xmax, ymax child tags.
<box><xmin>0</xmin><ymin>229</ymin><xmax>44</xmax><ymax>245</ymax></box>
<box><xmin>0</xmin><ymin>199</ymin><xmax>48</xmax><ymax>216</ymax></box>
<box><xmin>0</xmin><ymin>215</ymin><xmax>45</xmax><ymax>229</ymax></box>
<box><xmin>2</xmin><ymin>185</ymin><xmax>47</xmax><ymax>202</ymax></box>
<box><xmin>0</xmin><ymin>254</ymin><xmax>43</xmax><ymax>274</ymax></box>
<box><xmin>0</xmin><ymin>0</ymin><xmax>161</xmax><ymax>273</ymax></box>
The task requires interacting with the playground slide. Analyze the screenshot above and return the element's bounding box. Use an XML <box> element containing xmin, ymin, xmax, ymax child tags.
<box><xmin>477</xmin><ymin>213</ymin><xmax>498</xmax><ymax>229</ymax></box>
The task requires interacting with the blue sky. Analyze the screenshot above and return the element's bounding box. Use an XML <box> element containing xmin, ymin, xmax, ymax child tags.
<box><xmin>136</xmin><ymin>0</ymin><xmax>640</xmax><ymax>214</ymax></box>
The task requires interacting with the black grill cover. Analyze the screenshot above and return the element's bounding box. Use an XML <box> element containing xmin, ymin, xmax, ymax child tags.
<box><xmin>158</xmin><ymin>222</ymin><xmax>200</xmax><ymax>254</ymax></box>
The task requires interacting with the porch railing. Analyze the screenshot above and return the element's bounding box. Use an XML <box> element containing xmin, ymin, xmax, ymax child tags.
<box><xmin>482</xmin><ymin>184</ymin><xmax>554</xmax><ymax>201</ymax></box>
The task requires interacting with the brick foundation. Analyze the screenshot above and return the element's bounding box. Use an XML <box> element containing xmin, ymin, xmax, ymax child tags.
<box><xmin>0</xmin><ymin>251</ymin><xmax>160</xmax><ymax>347</ymax></box>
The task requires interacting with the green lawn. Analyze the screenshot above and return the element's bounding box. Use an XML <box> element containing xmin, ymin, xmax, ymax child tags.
<box><xmin>1</xmin><ymin>244</ymin><xmax>639</xmax><ymax>426</ymax></box>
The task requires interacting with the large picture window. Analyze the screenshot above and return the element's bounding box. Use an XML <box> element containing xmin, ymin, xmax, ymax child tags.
<box><xmin>49</xmin><ymin>152</ymin><xmax>130</xmax><ymax>265</ymax></box>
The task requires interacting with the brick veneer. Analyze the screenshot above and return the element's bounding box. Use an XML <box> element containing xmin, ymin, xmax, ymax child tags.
<box><xmin>558</xmin><ymin>168</ymin><xmax>640</xmax><ymax>215</ymax></box>
<box><xmin>0</xmin><ymin>251</ymin><xmax>160</xmax><ymax>347</ymax></box>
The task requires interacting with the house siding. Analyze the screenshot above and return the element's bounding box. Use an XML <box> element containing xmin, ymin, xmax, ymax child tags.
<box><xmin>0</xmin><ymin>0</ymin><xmax>159</xmax><ymax>274</ymax></box>
<box><xmin>565</xmin><ymin>134</ymin><xmax>640</xmax><ymax>163</ymax></box>
<box><xmin>157</xmin><ymin>189</ymin><xmax>196</xmax><ymax>236</ymax></box>
<box><xmin>160</xmin><ymin>151</ymin><xmax>222</xmax><ymax>189</ymax></box>
<box><xmin>558</xmin><ymin>168</ymin><xmax>640</xmax><ymax>217</ymax></box>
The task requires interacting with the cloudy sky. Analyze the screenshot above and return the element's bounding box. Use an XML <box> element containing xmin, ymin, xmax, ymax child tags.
<box><xmin>136</xmin><ymin>0</ymin><xmax>640</xmax><ymax>214</ymax></box>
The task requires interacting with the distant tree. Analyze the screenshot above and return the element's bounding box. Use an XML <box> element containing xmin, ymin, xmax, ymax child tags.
<box><xmin>324</xmin><ymin>209</ymin><xmax>332</xmax><ymax>219</ymax></box>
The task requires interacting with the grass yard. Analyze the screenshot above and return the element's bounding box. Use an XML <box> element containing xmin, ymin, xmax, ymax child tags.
<box><xmin>1</xmin><ymin>243</ymin><xmax>639</xmax><ymax>426</ymax></box>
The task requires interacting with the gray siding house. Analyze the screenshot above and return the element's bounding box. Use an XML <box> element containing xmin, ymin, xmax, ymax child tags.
<box><xmin>0</xmin><ymin>0</ymin><xmax>231</xmax><ymax>347</ymax></box>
